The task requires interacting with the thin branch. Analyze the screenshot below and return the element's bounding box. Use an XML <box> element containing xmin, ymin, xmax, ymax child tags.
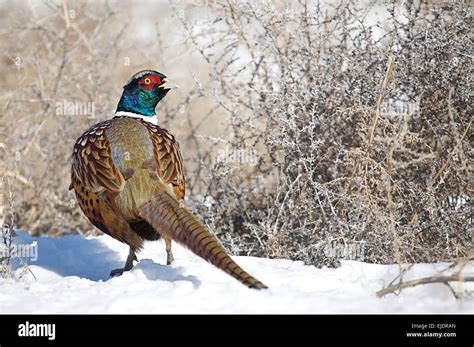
<box><xmin>3</xmin><ymin>171</ymin><xmax>35</xmax><ymax>188</ymax></box>
<box><xmin>62</xmin><ymin>0</ymin><xmax>71</xmax><ymax>28</ymax></box>
<box><xmin>431</xmin><ymin>120</ymin><xmax>472</xmax><ymax>184</ymax></box>
<box><xmin>376</xmin><ymin>274</ymin><xmax>474</xmax><ymax>298</ymax></box>
<box><xmin>368</xmin><ymin>55</ymin><xmax>394</xmax><ymax>144</ymax></box>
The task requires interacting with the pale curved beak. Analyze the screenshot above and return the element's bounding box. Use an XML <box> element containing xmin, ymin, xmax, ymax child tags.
<box><xmin>160</xmin><ymin>78</ymin><xmax>179</xmax><ymax>90</ymax></box>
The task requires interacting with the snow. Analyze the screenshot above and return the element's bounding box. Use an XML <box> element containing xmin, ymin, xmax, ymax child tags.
<box><xmin>0</xmin><ymin>231</ymin><xmax>472</xmax><ymax>314</ymax></box>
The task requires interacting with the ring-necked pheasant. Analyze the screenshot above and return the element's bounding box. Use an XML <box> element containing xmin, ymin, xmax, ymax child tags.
<box><xmin>70</xmin><ymin>70</ymin><xmax>267</xmax><ymax>289</ymax></box>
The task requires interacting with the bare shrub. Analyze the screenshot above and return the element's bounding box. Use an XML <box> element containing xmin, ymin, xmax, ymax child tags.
<box><xmin>1</xmin><ymin>0</ymin><xmax>471</xmax><ymax>269</ymax></box>
<box><xmin>175</xmin><ymin>0</ymin><xmax>472</xmax><ymax>266</ymax></box>
<box><xmin>0</xmin><ymin>175</ymin><xmax>21</xmax><ymax>278</ymax></box>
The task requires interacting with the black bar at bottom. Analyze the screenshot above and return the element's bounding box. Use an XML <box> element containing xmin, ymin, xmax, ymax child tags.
<box><xmin>0</xmin><ymin>314</ymin><xmax>471</xmax><ymax>345</ymax></box>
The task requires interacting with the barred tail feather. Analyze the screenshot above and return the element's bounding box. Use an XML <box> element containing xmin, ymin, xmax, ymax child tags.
<box><xmin>138</xmin><ymin>191</ymin><xmax>267</xmax><ymax>289</ymax></box>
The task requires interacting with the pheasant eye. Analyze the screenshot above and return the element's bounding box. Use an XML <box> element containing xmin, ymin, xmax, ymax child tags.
<box><xmin>144</xmin><ymin>78</ymin><xmax>151</xmax><ymax>84</ymax></box>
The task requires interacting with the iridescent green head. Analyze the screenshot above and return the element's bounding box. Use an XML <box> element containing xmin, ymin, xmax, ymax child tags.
<box><xmin>116</xmin><ymin>70</ymin><xmax>178</xmax><ymax>116</ymax></box>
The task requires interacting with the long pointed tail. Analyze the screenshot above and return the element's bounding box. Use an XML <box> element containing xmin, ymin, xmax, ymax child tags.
<box><xmin>138</xmin><ymin>191</ymin><xmax>267</xmax><ymax>289</ymax></box>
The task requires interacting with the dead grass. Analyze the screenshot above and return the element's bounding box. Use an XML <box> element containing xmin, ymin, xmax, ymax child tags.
<box><xmin>0</xmin><ymin>1</ymin><xmax>472</xmax><ymax>273</ymax></box>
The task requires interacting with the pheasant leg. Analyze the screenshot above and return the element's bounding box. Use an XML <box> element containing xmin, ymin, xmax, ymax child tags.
<box><xmin>165</xmin><ymin>238</ymin><xmax>174</xmax><ymax>265</ymax></box>
<box><xmin>110</xmin><ymin>247</ymin><xmax>137</xmax><ymax>277</ymax></box>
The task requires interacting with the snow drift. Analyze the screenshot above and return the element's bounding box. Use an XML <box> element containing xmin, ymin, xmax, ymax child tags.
<box><xmin>0</xmin><ymin>231</ymin><xmax>472</xmax><ymax>314</ymax></box>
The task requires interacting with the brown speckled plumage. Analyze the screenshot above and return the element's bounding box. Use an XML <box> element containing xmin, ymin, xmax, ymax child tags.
<box><xmin>70</xmin><ymin>115</ymin><xmax>266</xmax><ymax>289</ymax></box>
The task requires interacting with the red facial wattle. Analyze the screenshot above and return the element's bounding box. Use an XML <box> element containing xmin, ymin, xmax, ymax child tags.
<box><xmin>139</xmin><ymin>75</ymin><xmax>162</xmax><ymax>90</ymax></box>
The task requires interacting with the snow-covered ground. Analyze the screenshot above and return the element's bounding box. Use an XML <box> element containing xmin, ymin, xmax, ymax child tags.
<box><xmin>0</xmin><ymin>231</ymin><xmax>472</xmax><ymax>313</ymax></box>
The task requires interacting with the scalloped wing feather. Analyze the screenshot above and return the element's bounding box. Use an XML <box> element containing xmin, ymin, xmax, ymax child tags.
<box><xmin>140</xmin><ymin>119</ymin><xmax>186</xmax><ymax>201</ymax></box>
<box><xmin>71</xmin><ymin>120</ymin><xmax>125</xmax><ymax>193</ymax></box>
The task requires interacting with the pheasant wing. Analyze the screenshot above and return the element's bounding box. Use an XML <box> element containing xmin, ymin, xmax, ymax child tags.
<box><xmin>141</xmin><ymin>120</ymin><xmax>186</xmax><ymax>201</ymax></box>
<box><xmin>71</xmin><ymin>119</ymin><xmax>126</xmax><ymax>193</ymax></box>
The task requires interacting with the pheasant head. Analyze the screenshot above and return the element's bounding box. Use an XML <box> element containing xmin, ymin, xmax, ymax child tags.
<box><xmin>116</xmin><ymin>70</ymin><xmax>178</xmax><ymax>117</ymax></box>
